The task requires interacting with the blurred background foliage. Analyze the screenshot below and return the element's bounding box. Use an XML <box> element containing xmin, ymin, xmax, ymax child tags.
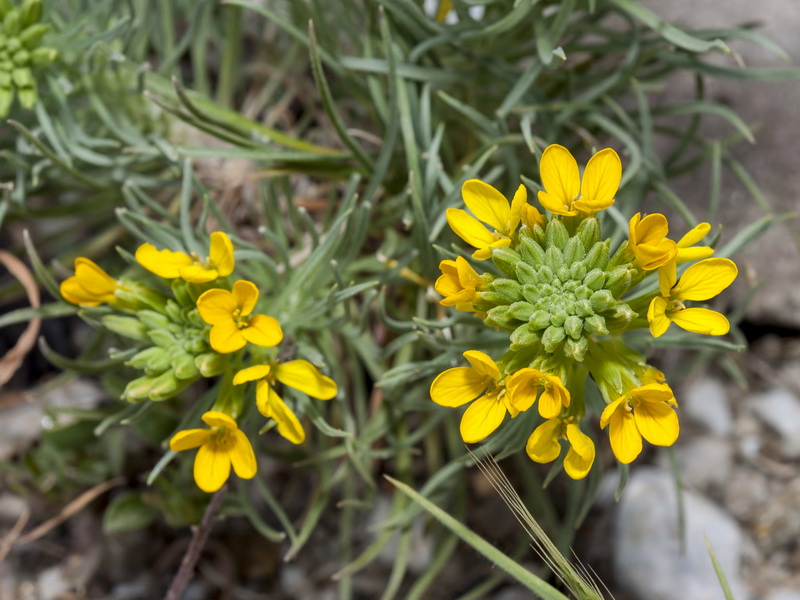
<box><xmin>1</xmin><ymin>0</ymin><xmax>795</xmax><ymax>597</ymax></box>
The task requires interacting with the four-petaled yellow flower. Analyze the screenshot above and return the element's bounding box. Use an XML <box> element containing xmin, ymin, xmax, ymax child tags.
<box><xmin>446</xmin><ymin>180</ymin><xmax>528</xmax><ymax>260</ymax></box>
<box><xmin>628</xmin><ymin>212</ymin><xmax>677</xmax><ymax>270</ymax></box>
<box><xmin>537</xmin><ymin>144</ymin><xmax>621</xmax><ymax>217</ymax></box>
<box><xmin>430</xmin><ymin>351</ymin><xmax>519</xmax><ymax>443</ymax></box>
<box><xmin>197</xmin><ymin>280</ymin><xmax>283</xmax><ymax>353</ymax></box>
<box><xmin>506</xmin><ymin>368</ymin><xmax>571</xmax><ymax>419</ymax></box>
<box><xmin>435</xmin><ymin>257</ymin><xmax>481</xmax><ymax>311</ymax></box>
<box><xmin>233</xmin><ymin>360</ymin><xmax>337</xmax><ymax>444</ymax></box>
<box><xmin>657</xmin><ymin>221</ymin><xmax>715</xmax><ymax>287</ymax></box>
<box><xmin>526</xmin><ymin>417</ymin><xmax>595</xmax><ymax>479</ymax></box>
<box><xmin>648</xmin><ymin>257</ymin><xmax>737</xmax><ymax>338</ymax></box>
<box><xmin>60</xmin><ymin>257</ymin><xmax>121</xmax><ymax>306</ymax></box>
<box><xmin>169</xmin><ymin>410</ymin><xmax>257</xmax><ymax>493</ymax></box>
<box><xmin>600</xmin><ymin>383</ymin><xmax>679</xmax><ymax>464</ymax></box>
<box><xmin>136</xmin><ymin>231</ymin><xmax>235</xmax><ymax>283</ymax></box>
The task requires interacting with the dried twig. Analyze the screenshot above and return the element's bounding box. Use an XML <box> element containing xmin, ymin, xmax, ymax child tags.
<box><xmin>0</xmin><ymin>250</ymin><xmax>41</xmax><ymax>386</ymax></box>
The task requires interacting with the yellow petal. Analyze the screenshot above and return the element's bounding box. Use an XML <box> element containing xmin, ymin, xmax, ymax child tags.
<box><xmin>670</xmin><ymin>307</ymin><xmax>730</xmax><ymax>336</ymax></box>
<box><xmin>508</xmin><ymin>184</ymin><xmax>528</xmax><ymax>231</ymax></box>
<box><xmin>505</xmin><ymin>369</ymin><xmax>541</xmax><ymax>414</ymax></box>
<box><xmin>242</xmin><ymin>314</ymin><xmax>283</xmax><ymax>347</ymax></box>
<box><xmin>434</xmin><ymin>260</ymin><xmax>461</xmax><ymax>297</ymax></box>
<box><xmin>210</xmin><ymin>321</ymin><xmax>247</xmax><ymax>354</ymax></box>
<box><xmin>60</xmin><ymin>277</ymin><xmax>105</xmax><ymax>306</ymax></box>
<box><xmin>455</xmin><ymin>256</ymin><xmax>482</xmax><ymax>289</ymax></box>
<box><xmin>633</xmin><ymin>399</ymin><xmax>679</xmax><ymax>447</ymax></box>
<box><xmin>74</xmin><ymin>258</ymin><xmax>117</xmax><ymax>295</ymax></box>
<box><xmin>538</xmin><ymin>388</ymin><xmax>564</xmax><ymax>419</ymax></box>
<box><xmin>257</xmin><ymin>382</ymin><xmax>305</xmax><ymax>444</ymax></box>
<box><xmin>229</xmin><ymin>429</ymin><xmax>257</xmax><ymax>479</ymax></box>
<box><xmin>430</xmin><ymin>367</ymin><xmax>489</xmax><ymax>407</ymax></box>
<box><xmin>462</xmin><ymin>179</ymin><xmax>511</xmax><ymax>234</ymax></box>
<box><xmin>446</xmin><ymin>208</ymin><xmax>496</xmax><ymax>249</ymax></box>
<box><xmin>647</xmin><ymin>297</ymin><xmax>671</xmax><ymax>338</ymax></box>
<box><xmin>201</xmin><ymin>411</ymin><xmax>238</xmax><ymax>429</ymax></box>
<box><xmin>537</xmin><ymin>191</ymin><xmax>578</xmax><ymax>216</ymax></box>
<box><xmin>439</xmin><ymin>289</ymin><xmax>475</xmax><ymax>307</ymax></box>
<box><xmin>677</xmin><ymin>222</ymin><xmax>711</xmax><ymax>247</ymax></box>
<box><xmin>463</xmin><ymin>350</ymin><xmax>500</xmax><ymax>381</ymax></box>
<box><xmin>177</xmin><ymin>264</ymin><xmax>219</xmax><ymax>283</ymax></box>
<box><xmin>608</xmin><ymin>407</ymin><xmax>642</xmax><ymax>464</ymax></box>
<box><xmin>233</xmin><ymin>364</ymin><xmax>272</xmax><ymax>385</ymax></box>
<box><xmin>274</xmin><ymin>360</ymin><xmax>337</xmax><ymax>399</ymax></box>
<box><xmin>675</xmin><ymin>246</ymin><xmax>715</xmax><ymax>263</ymax></box>
<box><xmin>658</xmin><ymin>262</ymin><xmax>677</xmax><ymax>297</ymax></box>
<box><xmin>630</xmin><ymin>212</ymin><xmax>669</xmax><ymax>245</ymax></box>
<box><xmin>599</xmin><ymin>395</ymin><xmax>627</xmax><ymax>430</ymax></box>
<box><xmin>197</xmin><ymin>288</ymin><xmax>237</xmax><ymax>325</ymax></box>
<box><xmin>169</xmin><ymin>429</ymin><xmax>211</xmax><ymax>451</ymax></box>
<box><xmin>209</xmin><ymin>231</ymin><xmax>235</xmax><ymax>276</ymax></box>
<box><xmin>575</xmin><ymin>148</ymin><xmax>621</xmax><ymax>212</ymax></box>
<box><xmin>194</xmin><ymin>442</ymin><xmax>232</xmax><ymax>493</ymax></box>
<box><xmin>629</xmin><ymin>383</ymin><xmax>674</xmax><ymax>404</ymax></box>
<box><xmin>459</xmin><ymin>394</ymin><xmax>506</xmax><ymax>443</ymax></box>
<box><xmin>564</xmin><ymin>424</ymin><xmax>595</xmax><ymax>479</ymax></box>
<box><xmin>231</xmin><ymin>280</ymin><xmax>259</xmax><ymax>315</ymax></box>
<box><xmin>525</xmin><ymin>419</ymin><xmax>562</xmax><ymax>463</ymax></box>
<box><xmin>539</xmin><ymin>144</ymin><xmax>580</xmax><ymax>212</ymax></box>
<box><xmin>520</xmin><ymin>203</ymin><xmax>546</xmax><ymax>230</ymax></box>
<box><xmin>674</xmin><ymin>258</ymin><xmax>737</xmax><ymax>301</ymax></box>
<box><xmin>135</xmin><ymin>243</ymin><xmax>193</xmax><ymax>278</ymax></box>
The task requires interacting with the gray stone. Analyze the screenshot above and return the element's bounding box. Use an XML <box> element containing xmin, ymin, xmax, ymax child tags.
<box><xmin>614</xmin><ymin>468</ymin><xmax>747</xmax><ymax>600</ymax></box>
<box><xmin>0</xmin><ymin>402</ymin><xmax>42</xmax><ymax>460</ymax></box>
<box><xmin>724</xmin><ymin>468</ymin><xmax>771</xmax><ymax>521</ymax></box>
<box><xmin>751</xmin><ymin>388</ymin><xmax>800</xmax><ymax>457</ymax></box>
<box><xmin>683</xmin><ymin>377</ymin><xmax>733</xmax><ymax>437</ymax></box>
<box><xmin>766</xmin><ymin>589</ymin><xmax>800</xmax><ymax>600</ymax></box>
<box><xmin>671</xmin><ymin>436</ymin><xmax>734</xmax><ymax>490</ymax></box>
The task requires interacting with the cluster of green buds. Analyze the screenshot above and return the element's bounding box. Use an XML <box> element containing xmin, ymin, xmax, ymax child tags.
<box><xmin>60</xmin><ymin>231</ymin><xmax>337</xmax><ymax>493</ymax></box>
<box><xmin>0</xmin><ymin>0</ymin><xmax>57</xmax><ymax>116</ymax></box>
<box><xmin>432</xmin><ymin>144</ymin><xmax>738</xmax><ymax>478</ymax></box>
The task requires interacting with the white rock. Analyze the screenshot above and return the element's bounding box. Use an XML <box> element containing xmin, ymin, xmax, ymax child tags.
<box><xmin>614</xmin><ymin>468</ymin><xmax>747</xmax><ymax>600</ymax></box>
<box><xmin>751</xmin><ymin>388</ymin><xmax>800</xmax><ymax>457</ymax></box>
<box><xmin>671</xmin><ymin>437</ymin><xmax>734</xmax><ymax>490</ymax></box>
<box><xmin>0</xmin><ymin>403</ymin><xmax>43</xmax><ymax>460</ymax></box>
<box><xmin>766</xmin><ymin>589</ymin><xmax>800</xmax><ymax>600</ymax></box>
<box><xmin>683</xmin><ymin>377</ymin><xmax>733</xmax><ymax>436</ymax></box>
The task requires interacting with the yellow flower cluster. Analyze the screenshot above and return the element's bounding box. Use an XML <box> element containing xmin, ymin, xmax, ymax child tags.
<box><xmin>431</xmin><ymin>144</ymin><xmax>738</xmax><ymax>476</ymax></box>
<box><xmin>60</xmin><ymin>231</ymin><xmax>337</xmax><ymax>493</ymax></box>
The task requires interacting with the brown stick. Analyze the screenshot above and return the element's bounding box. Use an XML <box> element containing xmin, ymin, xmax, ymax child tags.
<box><xmin>163</xmin><ymin>487</ymin><xmax>227</xmax><ymax>600</ymax></box>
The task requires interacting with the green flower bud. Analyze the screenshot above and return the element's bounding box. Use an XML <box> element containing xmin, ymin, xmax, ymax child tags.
<box><xmin>484</xmin><ymin>305</ymin><xmax>516</xmax><ymax>330</ymax></box>
<box><xmin>171</xmin><ymin>353</ymin><xmax>199</xmax><ymax>379</ymax></box>
<box><xmin>11</xmin><ymin>66</ymin><xmax>32</xmax><ymax>87</ymax></box>
<box><xmin>583</xmin><ymin>315</ymin><xmax>609</xmax><ymax>336</ymax></box>
<box><xmin>0</xmin><ymin>1</ymin><xmax>11</xmax><ymax>19</ymax></box>
<box><xmin>556</xmin><ymin>266</ymin><xmax>570</xmax><ymax>283</ymax></box>
<box><xmin>606</xmin><ymin>304</ymin><xmax>637</xmax><ymax>329</ymax></box>
<box><xmin>564</xmin><ymin>337</ymin><xmax>589</xmax><ymax>362</ymax></box>
<box><xmin>545</xmin><ymin>219</ymin><xmax>569</xmax><ymax>250</ymax></box>
<box><xmin>103</xmin><ymin>315</ymin><xmax>150</xmax><ymax>342</ymax></box>
<box><xmin>195</xmin><ymin>352</ymin><xmax>226</xmax><ymax>377</ymax></box>
<box><xmin>563</xmin><ymin>236</ymin><xmax>586</xmax><ymax>265</ymax></box>
<box><xmin>490</xmin><ymin>278</ymin><xmax>523</xmax><ymax>303</ymax></box>
<box><xmin>609</xmin><ymin>240</ymin><xmax>631</xmax><ymax>268</ymax></box>
<box><xmin>164</xmin><ymin>299</ymin><xmax>184</xmax><ymax>324</ymax></box>
<box><xmin>20</xmin><ymin>0</ymin><xmax>42</xmax><ymax>28</ymax></box>
<box><xmin>122</xmin><ymin>375</ymin><xmax>158</xmax><ymax>402</ymax></box>
<box><xmin>508</xmin><ymin>301</ymin><xmax>534</xmax><ymax>322</ymax></box>
<box><xmin>6</xmin><ymin>37</ymin><xmax>19</xmax><ymax>52</ymax></box>
<box><xmin>137</xmin><ymin>309</ymin><xmax>171</xmax><ymax>331</ymax></box>
<box><xmin>479</xmin><ymin>291</ymin><xmax>512</xmax><ymax>306</ymax></box>
<box><xmin>576</xmin><ymin>217</ymin><xmax>601</xmax><ymax>250</ymax></box>
<box><xmin>605</xmin><ymin>266</ymin><xmax>633</xmax><ymax>298</ymax></box>
<box><xmin>515</xmin><ymin>262</ymin><xmax>538</xmax><ymax>285</ymax></box>
<box><xmin>538</xmin><ymin>266</ymin><xmax>554</xmax><ymax>283</ymax></box>
<box><xmin>519</xmin><ymin>237</ymin><xmax>546</xmax><ymax>266</ymax></box>
<box><xmin>574</xmin><ymin>298</ymin><xmax>593</xmax><ymax>317</ymax></box>
<box><xmin>590</xmin><ymin>290</ymin><xmax>615</xmax><ymax>313</ymax></box>
<box><xmin>148</xmin><ymin>329</ymin><xmax>177</xmax><ymax>347</ymax></box>
<box><xmin>492</xmin><ymin>246</ymin><xmax>522</xmax><ymax>278</ymax></box>
<box><xmin>0</xmin><ymin>86</ymin><xmax>13</xmax><ymax>117</ymax></box>
<box><xmin>522</xmin><ymin>284</ymin><xmax>539</xmax><ymax>304</ymax></box>
<box><xmin>148</xmin><ymin>370</ymin><xmax>192</xmax><ymax>402</ymax></box>
<box><xmin>17</xmin><ymin>85</ymin><xmax>34</xmax><ymax>109</ymax></box>
<box><xmin>510</xmin><ymin>323</ymin><xmax>541</xmax><ymax>350</ymax></box>
<box><xmin>584</xmin><ymin>240</ymin><xmax>610</xmax><ymax>271</ymax></box>
<box><xmin>12</xmin><ymin>48</ymin><xmax>28</xmax><ymax>65</ymax></box>
<box><xmin>569</xmin><ymin>261</ymin><xmax>587</xmax><ymax>282</ymax></box>
<box><xmin>4</xmin><ymin>10</ymin><xmax>20</xmax><ymax>36</ymax></box>
<box><xmin>583</xmin><ymin>268</ymin><xmax>605</xmax><ymax>291</ymax></box>
<box><xmin>29</xmin><ymin>46</ymin><xmax>55</xmax><ymax>66</ymax></box>
<box><xmin>574</xmin><ymin>285</ymin><xmax>591</xmax><ymax>301</ymax></box>
<box><xmin>541</xmin><ymin>325</ymin><xmax>566</xmax><ymax>352</ymax></box>
<box><xmin>19</xmin><ymin>23</ymin><xmax>47</xmax><ymax>48</ymax></box>
<box><xmin>550</xmin><ymin>309</ymin><xmax>568</xmax><ymax>327</ymax></box>
<box><xmin>564</xmin><ymin>315</ymin><xmax>582</xmax><ymax>339</ymax></box>
<box><xmin>126</xmin><ymin>346</ymin><xmax>171</xmax><ymax>374</ymax></box>
<box><xmin>545</xmin><ymin>247</ymin><xmax>564</xmax><ymax>271</ymax></box>
<box><xmin>529</xmin><ymin>310</ymin><xmax>552</xmax><ymax>330</ymax></box>
<box><xmin>0</xmin><ymin>68</ymin><xmax>11</xmax><ymax>85</ymax></box>
<box><xmin>182</xmin><ymin>334</ymin><xmax>208</xmax><ymax>355</ymax></box>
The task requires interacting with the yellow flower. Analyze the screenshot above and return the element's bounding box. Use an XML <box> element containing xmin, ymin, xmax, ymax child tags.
<box><xmin>600</xmin><ymin>383</ymin><xmax>679</xmax><ymax>464</ymax></box>
<box><xmin>60</xmin><ymin>257</ymin><xmax>121</xmax><ymax>306</ymax></box>
<box><xmin>135</xmin><ymin>231</ymin><xmax>234</xmax><ymax>283</ymax></box>
<box><xmin>169</xmin><ymin>410</ymin><xmax>257</xmax><ymax>493</ymax></box>
<box><xmin>506</xmin><ymin>368</ymin><xmax>571</xmax><ymax>419</ymax></box>
<box><xmin>233</xmin><ymin>360</ymin><xmax>337</xmax><ymax>444</ymax></box>
<box><xmin>648</xmin><ymin>257</ymin><xmax>737</xmax><ymax>338</ymax></box>
<box><xmin>657</xmin><ymin>222</ymin><xmax>715</xmax><ymax>289</ymax></box>
<box><xmin>446</xmin><ymin>180</ymin><xmax>527</xmax><ymax>260</ymax></box>
<box><xmin>628</xmin><ymin>212</ymin><xmax>677</xmax><ymax>270</ymax></box>
<box><xmin>197</xmin><ymin>280</ymin><xmax>283</xmax><ymax>353</ymax></box>
<box><xmin>537</xmin><ymin>144</ymin><xmax>621</xmax><ymax>216</ymax></box>
<box><xmin>520</xmin><ymin>204</ymin><xmax>547</xmax><ymax>231</ymax></box>
<box><xmin>526</xmin><ymin>417</ymin><xmax>595</xmax><ymax>479</ymax></box>
<box><xmin>435</xmin><ymin>257</ymin><xmax>481</xmax><ymax>310</ymax></box>
<box><xmin>430</xmin><ymin>350</ymin><xmax>516</xmax><ymax>443</ymax></box>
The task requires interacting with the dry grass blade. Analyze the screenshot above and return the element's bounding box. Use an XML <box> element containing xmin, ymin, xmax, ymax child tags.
<box><xmin>0</xmin><ymin>250</ymin><xmax>41</xmax><ymax>387</ymax></box>
<box><xmin>0</xmin><ymin>503</ymin><xmax>31</xmax><ymax>564</ymax></box>
<box><xmin>468</xmin><ymin>450</ymin><xmax>609</xmax><ymax>600</ymax></box>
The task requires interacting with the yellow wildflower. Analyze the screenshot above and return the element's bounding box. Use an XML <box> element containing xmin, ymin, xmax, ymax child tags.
<box><xmin>233</xmin><ymin>360</ymin><xmax>337</xmax><ymax>444</ymax></box>
<box><xmin>657</xmin><ymin>222</ymin><xmax>715</xmax><ymax>289</ymax></box>
<box><xmin>506</xmin><ymin>368</ymin><xmax>571</xmax><ymax>419</ymax></box>
<box><xmin>520</xmin><ymin>204</ymin><xmax>547</xmax><ymax>231</ymax></box>
<box><xmin>430</xmin><ymin>351</ymin><xmax>517</xmax><ymax>443</ymax></box>
<box><xmin>600</xmin><ymin>383</ymin><xmax>679</xmax><ymax>464</ymax></box>
<box><xmin>526</xmin><ymin>417</ymin><xmax>595</xmax><ymax>479</ymax></box>
<box><xmin>435</xmin><ymin>257</ymin><xmax>481</xmax><ymax>310</ymax></box>
<box><xmin>135</xmin><ymin>231</ymin><xmax>234</xmax><ymax>283</ymax></box>
<box><xmin>648</xmin><ymin>257</ymin><xmax>737</xmax><ymax>337</ymax></box>
<box><xmin>169</xmin><ymin>410</ymin><xmax>257</xmax><ymax>493</ymax></box>
<box><xmin>446</xmin><ymin>180</ymin><xmax>527</xmax><ymax>260</ymax></box>
<box><xmin>537</xmin><ymin>144</ymin><xmax>621</xmax><ymax>216</ymax></box>
<box><xmin>60</xmin><ymin>257</ymin><xmax>120</xmax><ymax>306</ymax></box>
<box><xmin>197</xmin><ymin>280</ymin><xmax>283</xmax><ymax>353</ymax></box>
<box><xmin>628</xmin><ymin>212</ymin><xmax>677</xmax><ymax>270</ymax></box>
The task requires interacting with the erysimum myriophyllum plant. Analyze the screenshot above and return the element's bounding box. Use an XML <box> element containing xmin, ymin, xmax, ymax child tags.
<box><xmin>432</xmin><ymin>144</ymin><xmax>737</xmax><ymax>476</ymax></box>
